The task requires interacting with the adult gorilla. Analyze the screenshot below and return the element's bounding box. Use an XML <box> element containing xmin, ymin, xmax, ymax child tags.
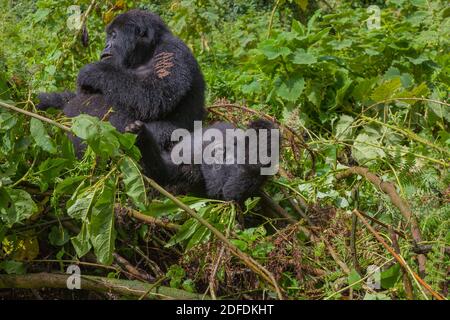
<box><xmin>37</xmin><ymin>9</ymin><xmax>206</xmax><ymax>158</ymax></box>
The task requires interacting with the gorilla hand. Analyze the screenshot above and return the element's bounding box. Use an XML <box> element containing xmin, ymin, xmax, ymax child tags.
<box><xmin>125</xmin><ymin>120</ymin><xmax>145</xmax><ymax>134</ymax></box>
<box><xmin>36</xmin><ymin>91</ymin><xmax>76</xmax><ymax>110</ymax></box>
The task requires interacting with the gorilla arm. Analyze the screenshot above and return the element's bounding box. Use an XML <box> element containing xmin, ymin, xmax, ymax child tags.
<box><xmin>76</xmin><ymin>46</ymin><xmax>194</xmax><ymax>122</ymax></box>
<box><xmin>36</xmin><ymin>91</ymin><xmax>76</xmax><ymax>110</ymax></box>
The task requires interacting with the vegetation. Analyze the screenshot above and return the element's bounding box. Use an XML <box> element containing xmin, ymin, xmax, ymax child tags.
<box><xmin>0</xmin><ymin>0</ymin><xmax>448</xmax><ymax>300</ymax></box>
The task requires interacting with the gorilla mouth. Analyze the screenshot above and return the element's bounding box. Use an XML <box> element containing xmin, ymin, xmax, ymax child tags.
<box><xmin>101</xmin><ymin>53</ymin><xmax>113</xmax><ymax>60</ymax></box>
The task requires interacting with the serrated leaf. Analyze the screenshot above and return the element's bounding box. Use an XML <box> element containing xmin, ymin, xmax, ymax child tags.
<box><xmin>259</xmin><ymin>42</ymin><xmax>291</xmax><ymax>60</ymax></box>
<box><xmin>119</xmin><ymin>156</ymin><xmax>147</xmax><ymax>210</ymax></box>
<box><xmin>292</xmin><ymin>49</ymin><xmax>317</xmax><ymax>65</ymax></box>
<box><xmin>335</xmin><ymin>115</ymin><xmax>354</xmax><ymax>140</ymax></box>
<box><xmin>276</xmin><ymin>76</ymin><xmax>305</xmax><ymax>102</ymax></box>
<box><xmin>352</xmin><ymin>133</ymin><xmax>386</xmax><ymax>164</ymax></box>
<box><xmin>30</xmin><ymin>118</ymin><xmax>57</xmax><ymax>154</ymax></box>
<box><xmin>0</xmin><ymin>111</ymin><xmax>17</xmax><ymax>132</ymax></box>
<box><xmin>0</xmin><ymin>188</ymin><xmax>38</xmax><ymax>226</ymax></box>
<box><xmin>371</xmin><ymin>78</ymin><xmax>402</xmax><ymax>102</ymax></box>
<box><xmin>89</xmin><ymin>178</ymin><xmax>116</xmax><ymax>265</ymax></box>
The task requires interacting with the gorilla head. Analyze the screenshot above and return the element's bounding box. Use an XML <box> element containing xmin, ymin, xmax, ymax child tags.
<box><xmin>101</xmin><ymin>10</ymin><xmax>170</xmax><ymax>68</ymax></box>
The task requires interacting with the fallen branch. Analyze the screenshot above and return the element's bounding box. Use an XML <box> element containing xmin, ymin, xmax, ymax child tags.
<box><xmin>390</xmin><ymin>228</ymin><xmax>414</xmax><ymax>300</ymax></box>
<box><xmin>353</xmin><ymin>210</ymin><xmax>444</xmax><ymax>300</ymax></box>
<box><xmin>144</xmin><ymin>175</ymin><xmax>284</xmax><ymax>300</ymax></box>
<box><xmin>0</xmin><ymin>272</ymin><xmax>205</xmax><ymax>300</ymax></box>
<box><xmin>116</xmin><ymin>204</ymin><xmax>181</xmax><ymax>231</ymax></box>
<box><xmin>336</xmin><ymin>166</ymin><xmax>427</xmax><ymax>277</ymax></box>
<box><xmin>0</xmin><ymin>101</ymin><xmax>71</xmax><ymax>132</ymax></box>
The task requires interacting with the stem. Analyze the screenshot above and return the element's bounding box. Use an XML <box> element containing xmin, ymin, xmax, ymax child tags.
<box><xmin>0</xmin><ymin>101</ymin><xmax>71</xmax><ymax>132</ymax></box>
<box><xmin>353</xmin><ymin>210</ymin><xmax>444</xmax><ymax>300</ymax></box>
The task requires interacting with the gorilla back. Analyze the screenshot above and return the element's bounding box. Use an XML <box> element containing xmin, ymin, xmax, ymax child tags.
<box><xmin>37</xmin><ymin>9</ymin><xmax>206</xmax><ymax>155</ymax></box>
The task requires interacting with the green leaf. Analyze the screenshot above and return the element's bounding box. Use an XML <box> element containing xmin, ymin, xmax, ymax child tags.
<box><xmin>89</xmin><ymin>178</ymin><xmax>116</xmax><ymax>265</ymax></box>
<box><xmin>67</xmin><ymin>192</ymin><xmax>96</xmax><ymax>221</ymax></box>
<box><xmin>0</xmin><ymin>188</ymin><xmax>38</xmax><ymax>226</ymax></box>
<box><xmin>119</xmin><ymin>156</ymin><xmax>147</xmax><ymax>210</ymax></box>
<box><xmin>0</xmin><ymin>260</ymin><xmax>26</xmax><ymax>274</ymax></box>
<box><xmin>0</xmin><ymin>111</ymin><xmax>17</xmax><ymax>132</ymax></box>
<box><xmin>259</xmin><ymin>42</ymin><xmax>291</xmax><ymax>60</ymax></box>
<box><xmin>292</xmin><ymin>49</ymin><xmax>317</xmax><ymax>65</ymax></box>
<box><xmin>166</xmin><ymin>218</ymin><xmax>199</xmax><ymax>247</ymax></box>
<box><xmin>72</xmin><ymin>115</ymin><xmax>120</xmax><ymax>158</ymax></box>
<box><xmin>352</xmin><ymin>133</ymin><xmax>386</xmax><ymax>164</ymax></box>
<box><xmin>335</xmin><ymin>115</ymin><xmax>354</xmax><ymax>140</ymax></box>
<box><xmin>276</xmin><ymin>76</ymin><xmax>305</xmax><ymax>102</ymax></box>
<box><xmin>371</xmin><ymin>78</ymin><xmax>402</xmax><ymax>102</ymax></box>
<box><xmin>30</xmin><ymin>118</ymin><xmax>57</xmax><ymax>154</ymax></box>
<box><xmin>380</xmin><ymin>263</ymin><xmax>401</xmax><ymax>289</ymax></box>
<box><xmin>54</xmin><ymin>176</ymin><xmax>87</xmax><ymax>195</ymax></box>
<box><xmin>348</xmin><ymin>269</ymin><xmax>362</xmax><ymax>290</ymax></box>
<box><xmin>48</xmin><ymin>226</ymin><xmax>70</xmax><ymax>246</ymax></box>
<box><xmin>71</xmin><ymin>222</ymin><xmax>92</xmax><ymax>258</ymax></box>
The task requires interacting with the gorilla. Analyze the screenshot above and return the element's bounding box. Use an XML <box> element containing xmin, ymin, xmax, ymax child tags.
<box><xmin>37</xmin><ymin>10</ymin><xmax>206</xmax><ymax>170</ymax></box>
<box><xmin>128</xmin><ymin>119</ymin><xmax>279</xmax><ymax>203</ymax></box>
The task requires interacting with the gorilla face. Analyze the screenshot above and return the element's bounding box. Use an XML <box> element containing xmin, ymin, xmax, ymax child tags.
<box><xmin>101</xmin><ymin>10</ymin><xmax>168</xmax><ymax>68</ymax></box>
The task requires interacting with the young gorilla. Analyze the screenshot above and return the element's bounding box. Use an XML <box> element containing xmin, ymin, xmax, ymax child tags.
<box><xmin>37</xmin><ymin>10</ymin><xmax>206</xmax><ymax>174</ymax></box>
<box><xmin>128</xmin><ymin>119</ymin><xmax>278</xmax><ymax>203</ymax></box>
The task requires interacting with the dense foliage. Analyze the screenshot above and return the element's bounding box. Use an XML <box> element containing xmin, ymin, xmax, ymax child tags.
<box><xmin>0</xmin><ymin>0</ymin><xmax>448</xmax><ymax>300</ymax></box>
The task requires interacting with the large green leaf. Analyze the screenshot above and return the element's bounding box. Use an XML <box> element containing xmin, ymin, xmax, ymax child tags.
<box><xmin>119</xmin><ymin>156</ymin><xmax>147</xmax><ymax>210</ymax></box>
<box><xmin>276</xmin><ymin>76</ymin><xmax>305</xmax><ymax>102</ymax></box>
<box><xmin>292</xmin><ymin>49</ymin><xmax>317</xmax><ymax>65</ymax></box>
<box><xmin>0</xmin><ymin>188</ymin><xmax>38</xmax><ymax>226</ymax></box>
<box><xmin>30</xmin><ymin>118</ymin><xmax>57</xmax><ymax>154</ymax></box>
<box><xmin>67</xmin><ymin>192</ymin><xmax>96</xmax><ymax>221</ymax></box>
<box><xmin>71</xmin><ymin>222</ymin><xmax>92</xmax><ymax>258</ymax></box>
<box><xmin>89</xmin><ymin>178</ymin><xmax>116</xmax><ymax>265</ymax></box>
<box><xmin>72</xmin><ymin>115</ymin><xmax>120</xmax><ymax>158</ymax></box>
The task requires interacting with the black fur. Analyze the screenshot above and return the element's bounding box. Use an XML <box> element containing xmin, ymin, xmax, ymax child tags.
<box><xmin>37</xmin><ymin>10</ymin><xmax>206</xmax><ymax>157</ymax></box>
<box><xmin>132</xmin><ymin>119</ymin><xmax>278</xmax><ymax>203</ymax></box>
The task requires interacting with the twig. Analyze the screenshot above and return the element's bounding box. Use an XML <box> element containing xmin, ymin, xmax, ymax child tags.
<box><xmin>263</xmin><ymin>185</ymin><xmax>350</xmax><ymax>274</ymax></box>
<box><xmin>113</xmin><ymin>253</ymin><xmax>154</xmax><ymax>283</ymax></box>
<box><xmin>268</xmin><ymin>0</ymin><xmax>282</xmax><ymax>37</ymax></box>
<box><xmin>350</xmin><ymin>213</ymin><xmax>362</xmax><ymax>275</ymax></box>
<box><xmin>355</xmin><ymin>209</ymin><xmax>407</xmax><ymax>239</ymax></box>
<box><xmin>143</xmin><ymin>175</ymin><xmax>284</xmax><ymax>300</ymax></box>
<box><xmin>209</xmin><ymin>245</ymin><xmax>226</xmax><ymax>300</ymax></box>
<box><xmin>389</xmin><ymin>228</ymin><xmax>414</xmax><ymax>300</ymax></box>
<box><xmin>0</xmin><ymin>101</ymin><xmax>71</xmax><ymax>132</ymax></box>
<box><xmin>361</xmin><ymin>115</ymin><xmax>449</xmax><ymax>155</ymax></box>
<box><xmin>117</xmin><ymin>204</ymin><xmax>181</xmax><ymax>231</ymax></box>
<box><xmin>353</xmin><ymin>210</ymin><xmax>445</xmax><ymax>300</ymax></box>
<box><xmin>336</xmin><ymin>166</ymin><xmax>427</xmax><ymax>277</ymax></box>
<box><xmin>260</xmin><ymin>191</ymin><xmax>297</xmax><ymax>224</ymax></box>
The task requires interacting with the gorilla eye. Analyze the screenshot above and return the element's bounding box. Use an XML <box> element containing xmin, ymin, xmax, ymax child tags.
<box><xmin>111</xmin><ymin>31</ymin><xmax>117</xmax><ymax>39</ymax></box>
